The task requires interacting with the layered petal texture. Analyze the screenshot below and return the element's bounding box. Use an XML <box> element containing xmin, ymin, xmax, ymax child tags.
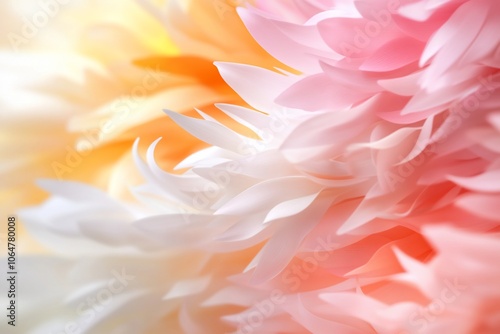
<box><xmin>2</xmin><ymin>0</ymin><xmax>500</xmax><ymax>333</ymax></box>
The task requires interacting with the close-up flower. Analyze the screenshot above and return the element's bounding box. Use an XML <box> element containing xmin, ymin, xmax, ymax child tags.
<box><xmin>1</xmin><ymin>0</ymin><xmax>500</xmax><ymax>333</ymax></box>
<box><xmin>0</xmin><ymin>0</ymin><xmax>282</xmax><ymax>252</ymax></box>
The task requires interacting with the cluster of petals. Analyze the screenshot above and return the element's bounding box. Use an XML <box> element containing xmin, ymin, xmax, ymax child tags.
<box><xmin>11</xmin><ymin>0</ymin><xmax>500</xmax><ymax>333</ymax></box>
